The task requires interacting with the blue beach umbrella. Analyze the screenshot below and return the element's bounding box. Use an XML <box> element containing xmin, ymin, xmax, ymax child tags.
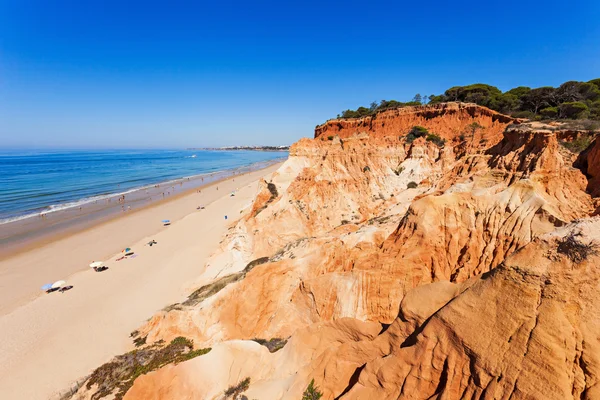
<box><xmin>161</xmin><ymin>220</ymin><xmax>170</xmax><ymax>223</ymax></box>
<box><xmin>41</xmin><ymin>283</ymin><xmax>53</xmax><ymax>291</ymax></box>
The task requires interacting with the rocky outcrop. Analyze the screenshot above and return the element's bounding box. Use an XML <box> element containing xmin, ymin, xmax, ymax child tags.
<box><xmin>336</xmin><ymin>219</ymin><xmax>600</xmax><ymax>399</ymax></box>
<box><xmin>72</xmin><ymin>105</ymin><xmax>600</xmax><ymax>400</ymax></box>
<box><xmin>120</xmin><ymin>221</ymin><xmax>600</xmax><ymax>400</ymax></box>
<box><xmin>577</xmin><ymin>137</ymin><xmax>600</xmax><ymax>201</ymax></box>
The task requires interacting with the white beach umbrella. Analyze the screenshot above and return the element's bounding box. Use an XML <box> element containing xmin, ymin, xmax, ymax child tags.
<box><xmin>51</xmin><ymin>280</ymin><xmax>66</xmax><ymax>289</ymax></box>
<box><xmin>89</xmin><ymin>261</ymin><xmax>103</xmax><ymax>268</ymax></box>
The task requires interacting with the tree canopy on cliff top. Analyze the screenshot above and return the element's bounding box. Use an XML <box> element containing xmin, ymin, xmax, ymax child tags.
<box><xmin>337</xmin><ymin>79</ymin><xmax>600</xmax><ymax>121</ymax></box>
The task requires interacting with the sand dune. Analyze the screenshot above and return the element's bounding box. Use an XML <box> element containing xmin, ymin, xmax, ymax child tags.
<box><xmin>0</xmin><ymin>162</ymin><xmax>282</xmax><ymax>400</ymax></box>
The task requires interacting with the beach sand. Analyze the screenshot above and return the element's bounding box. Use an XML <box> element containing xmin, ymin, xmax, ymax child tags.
<box><xmin>0</xmin><ymin>162</ymin><xmax>282</xmax><ymax>400</ymax></box>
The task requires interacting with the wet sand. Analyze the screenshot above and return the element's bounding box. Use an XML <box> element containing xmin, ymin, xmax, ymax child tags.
<box><xmin>0</xmin><ymin>161</ymin><xmax>283</xmax><ymax>399</ymax></box>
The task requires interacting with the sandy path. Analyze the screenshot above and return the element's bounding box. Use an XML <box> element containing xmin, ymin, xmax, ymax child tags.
<box><xmin>0</xmin><ymin>163</ymin><xmax>280</xmax><ymax>400</ymax></box>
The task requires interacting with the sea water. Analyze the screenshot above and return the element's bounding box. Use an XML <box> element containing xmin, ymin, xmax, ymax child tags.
<box><xmin>0</xmin><ymin>149</ymin><xmax>287</xmax><ymax>224</ymax></box>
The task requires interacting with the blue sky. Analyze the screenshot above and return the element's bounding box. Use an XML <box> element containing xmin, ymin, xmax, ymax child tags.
<box><xmin>1</xmin><ymin>0</ymin><xmax>599</xmax><ymax>148</ymax></box>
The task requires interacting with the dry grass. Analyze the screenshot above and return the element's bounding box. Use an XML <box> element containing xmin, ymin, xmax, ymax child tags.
<box><xmin>182</xmin><ymin>255</ymin><xmax>271</xmax><ymax>307</ymax></box>
<box><xmin>557</xmin><ymin>231</ymin><xmax>598</xmax><ymax>263</ymax></box>
<box><xmin>560</xmin><ymin>135</ymin><xmax>594</xmax><ymax>153</ymax></box>
<box><xmin>56</xmin><ymin>377</ymin><xmax>88</xmax><ymax>400</ymax></box>
<box><xmin>183</xmin><ymin>274</ymin><xmax>243</xmax><ymax>307</ymax></box>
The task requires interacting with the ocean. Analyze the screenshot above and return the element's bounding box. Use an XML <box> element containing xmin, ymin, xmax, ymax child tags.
<box><xmin>0</xmin><ymin>149</ymin><xmax>287</xmax><ymax>224</ymax></box>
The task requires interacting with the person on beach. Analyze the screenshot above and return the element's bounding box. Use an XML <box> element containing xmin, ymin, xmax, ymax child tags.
<box><xmin>128</xmin><ymin>206</ymin><xmax>131</xmax><ymax>211</ymax></box>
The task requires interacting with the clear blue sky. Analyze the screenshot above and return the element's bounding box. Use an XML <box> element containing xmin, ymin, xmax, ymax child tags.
<box><xmin>1</xmin><ymin>0</ymin><xmax>599</xmax><ymax>149</ymax></box>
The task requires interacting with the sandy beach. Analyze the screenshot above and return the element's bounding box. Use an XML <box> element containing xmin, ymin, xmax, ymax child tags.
<box><xmin>0</xmin><ymin>161</ymin><xmax>282</xmax><ymax>400</ymax></box>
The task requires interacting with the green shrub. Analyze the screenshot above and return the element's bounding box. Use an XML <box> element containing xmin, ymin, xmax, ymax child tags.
<box><xmin>224</xmin><ymin>377</ymin><xmax>251</xmax><ymax>399</ymax></box>
<box><xmin>407</xmin><ymin>181</ymin><xmax>418</xmax><ymax>189</ymax></box>
<box><xmin>406</xmin><ymin>126</ymin><xmax>429</xmax><ymax>143</ymax></box>
<box><xmin>170</xmin><ymin>336</ymin><xmax>193</xmax><ymax>348</ymax></box>
<box><xmin>426</xmin><ymin>133</ymin><xmax>445</xmax><ymax>147</ymax></box>
<box><xmin>560</xmin><ymin>102</ymin><xmax>589</xmax><ymax>119</ymax></box>
<box><xmin>539</xmin><ymin>106</ymin><xmax>558</xmax><ymax>118</ymax></box>
<box><xmin>133</xmin><ymin>336</ymin><xmax>147</xmax><ymax>347</ymax></box>
<box><xmin>334</xmin><ymin>78</ymin><xmax>600</xmax><ymax>122</ymax></box>
<box><xmin>86</xmin><ymin>337</ymin><xmax>211</xmax><ymax>400</ymax></box>
<box><xmin>302</xmin><ymin>379</ymin><xmax>323</xmax><ymax>400</ymax></box>
<box><xmin>327</xmin><ymin>136</ymin><xmax>334</xmax><ymax>140</ymax></box>
<box><xmin>590</xmin><ymin>101</ymin><xmax>600</xmax><ymax>119</ymax></box>
<box><xmin>363</xmin><ymin>165</ymin><xmax>371</xmax><ymax>172</ymax></box>
<box><xmin>512</xmin><ymin>110</ymin><xmax>535</xmax><ymax>119</ymax></box>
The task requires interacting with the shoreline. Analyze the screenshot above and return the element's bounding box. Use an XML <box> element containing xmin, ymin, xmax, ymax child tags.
<box><xmin>0</xmin><ymin>161</ymin><xmax>283</xmax><ymax>399</ymax></box>
<box><xmin>0</xmin><ymin>157</ymin><xmax>285</xmax><ymax>260</ymax></box>
<box><xmin>0</xmin><ymin>161</ymin><xmax>284</xmax><ymax>315</ymax></box>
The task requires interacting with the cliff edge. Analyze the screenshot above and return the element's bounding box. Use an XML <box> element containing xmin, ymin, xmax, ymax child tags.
<box><xmin>70</xmin><ymin>104</ymin><xmax>600</xmax><ymax>400</ymax></box>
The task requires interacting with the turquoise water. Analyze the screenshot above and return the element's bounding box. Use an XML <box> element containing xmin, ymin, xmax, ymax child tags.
<box><xmin>0</xmin><ymin>149</ymin><xmax>287</xmax><ymax>224</ymax></box>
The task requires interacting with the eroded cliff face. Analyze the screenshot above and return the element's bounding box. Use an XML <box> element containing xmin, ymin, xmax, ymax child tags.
<box><xmin>315</xmin><ymin>102</ymin><xmax>516</xmax><ymax>144</ymax></box>
<box><xmin>73</xmin><ymin>104</ymin><xmax>600</xmax><ymax>400</ymax></box>
<box><xmin>577</xmin><ymin>136</ymin><xmax>600</xmax><ymax>202</ymax></box>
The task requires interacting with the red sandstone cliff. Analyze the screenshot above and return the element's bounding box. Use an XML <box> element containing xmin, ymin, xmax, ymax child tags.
<box><xmin>71</xmin><ymin>104</ymin><xmax>600</xmax><ymax>400</ymax></box>
<box><xmin>315</xmin><ymin>102</ymin><xmax>517</xmax><ymax>144</ymax></box>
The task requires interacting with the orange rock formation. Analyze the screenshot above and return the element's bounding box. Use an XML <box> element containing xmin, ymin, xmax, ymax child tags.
<box><xmin>72</xmin><ymin>104</ymin><xmax>600</xmax><ymax>400</ymax></box>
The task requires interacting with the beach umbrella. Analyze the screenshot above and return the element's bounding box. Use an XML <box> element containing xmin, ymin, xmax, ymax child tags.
<box><xmin>122</xmin><ymin>247</ymin><xmax>131</xmax><ymax>253</ymax></box>
<box><xmin>89</xmin><ymin>261</ymin><xmax>103</xmax><ymax>269</ymax></box>
<box><xmin>41</xmin><ymin>283</ymin><xmax>53</xmax><ymax>291</ymax></box>
<box><xmin>51</xmin><ymin>280</ymin><xmax>66</xmax><ymax>289</ymax></box>
<box><xmin>161</xmin><ymin>219</ymin><xmax>170</xmax><ymax>223</ymax></box>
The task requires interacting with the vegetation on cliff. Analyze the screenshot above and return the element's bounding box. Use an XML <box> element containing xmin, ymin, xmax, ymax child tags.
<box><xmin>302</xmin><ymin>379</ymin><xmax>323</xmax><ymax>400</ymax></box>
<box><xmin>337</xmin><ymin>79</ymin><xmax>600</xmax><ymax>121</ymax></box>
<box><xmin>403</xmin><ymin>125</ymin><xmax>446</xmax><ymax>146</ymax></box>
<box><xmin>85</xmin><ymin>337</ymin><xmax>211</xmax><ymax>400</ymax></box>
